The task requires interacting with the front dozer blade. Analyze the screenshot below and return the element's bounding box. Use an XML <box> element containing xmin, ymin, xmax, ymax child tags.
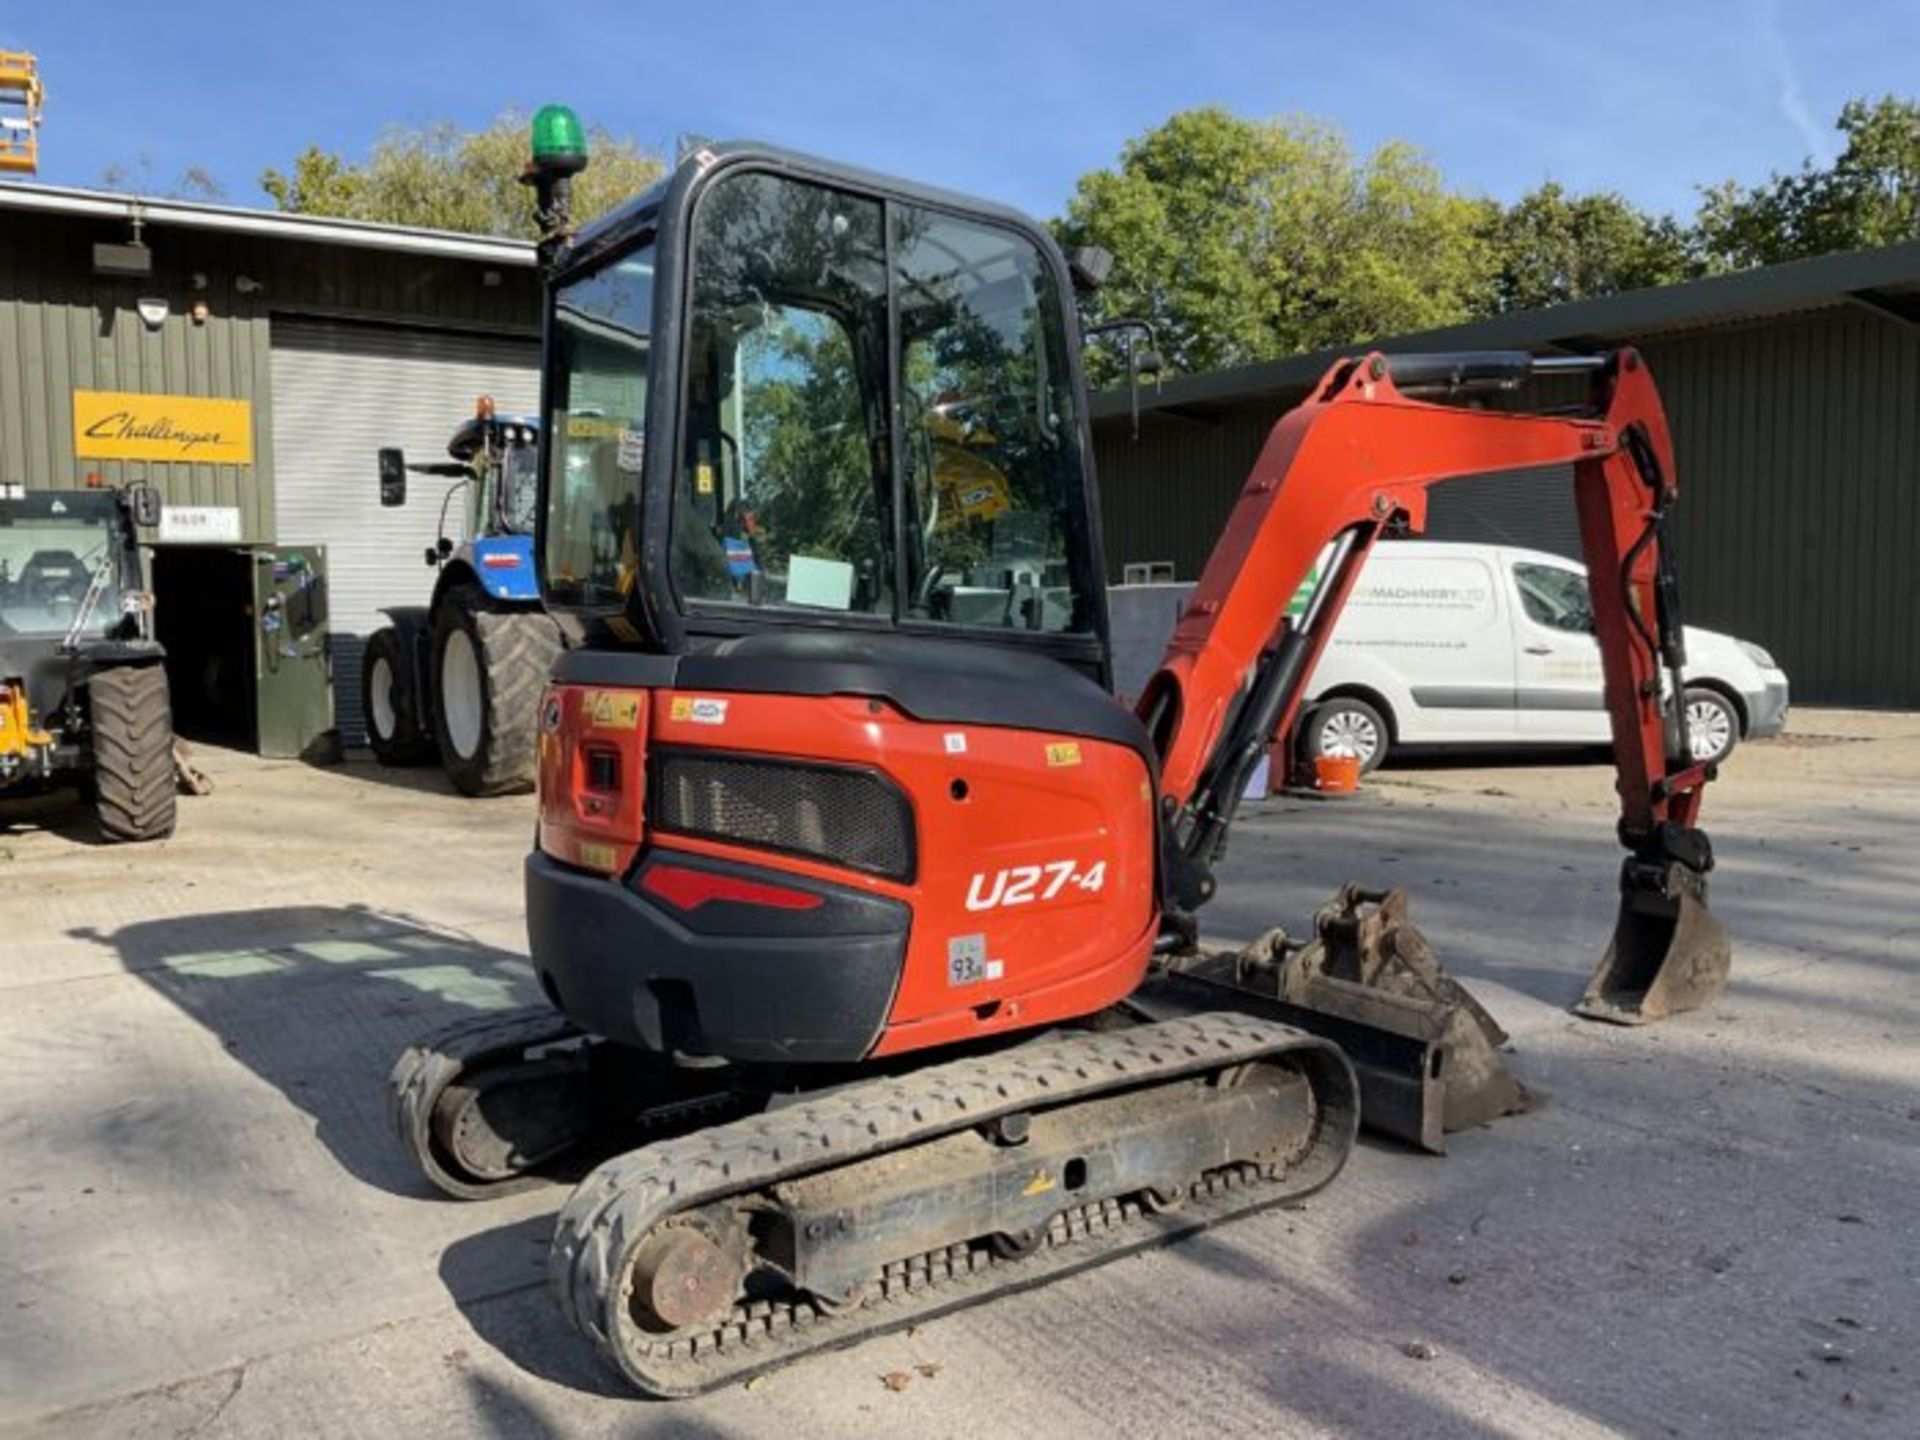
<box><xmin>1154</xmin><ymin>885</ymin><xmax>1527</xmax><ymax>1153</ymax></box>
<box><xmin>1576</xmin><ymin>859</ymin><xmax>1730</xmax><ymax>1025</ymax></box>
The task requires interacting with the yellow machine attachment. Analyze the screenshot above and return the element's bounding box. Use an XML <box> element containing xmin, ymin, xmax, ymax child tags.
<box><xmin>0</xmin><ymin>679</ymin><xmax>55</xmax><ymax>773</ymax></box>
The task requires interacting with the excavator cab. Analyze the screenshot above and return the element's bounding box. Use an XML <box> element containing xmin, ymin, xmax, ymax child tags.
<box><xmin>538</xmin><ymin>150</ymin><xmax>1110</xmax><ymax>674</ymax></box>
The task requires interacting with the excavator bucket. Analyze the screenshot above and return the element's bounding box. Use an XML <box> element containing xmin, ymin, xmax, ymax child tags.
<box><xmin>1576</xmin><ymin>861</ymin><xmax>1731</xmax><ymax>1025</ymax></box>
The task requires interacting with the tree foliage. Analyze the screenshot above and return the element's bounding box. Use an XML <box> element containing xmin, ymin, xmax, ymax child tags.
<box><xmin>1054</xmin><ymin>108</ymin><xmax>1497</xmax><ymax>376</ymax></box>
<box><xmin>1487</xmin><ymin>182</ymin><xmax>1692</xmax><ymax>312</ymax></box>
<box><xmin>1694</xmin><ymin>97</ymin><xmax>1920</xmax><ymax>270</ymax></box>
<box><xmin>260</xmin><ymin>111</ymin><xmax>663</xmax><ymax>238</ymax></box>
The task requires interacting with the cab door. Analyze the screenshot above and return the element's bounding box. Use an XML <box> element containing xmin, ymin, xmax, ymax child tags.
<box><xmin>1509</xmin><ymin>553</ymin><xmax>1609</xmax><ymax>742</ymax></box>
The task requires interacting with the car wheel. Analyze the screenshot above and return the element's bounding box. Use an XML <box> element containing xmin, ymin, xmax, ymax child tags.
<box><xmin>1303</xmin><ymin>697</ymin><xmax>1390</xmax><ymax>774</ymax></box>
<box><xmin>1683</xmin><ymin>687</ymin><xmax>1739</xmax><ymax>765</ymax></box>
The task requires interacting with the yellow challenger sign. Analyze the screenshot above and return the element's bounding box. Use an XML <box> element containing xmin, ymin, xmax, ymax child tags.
<box><xmin>73</xmin><ymin>390</ymin><xmax>254</xmax><ymax>465</ymax></box>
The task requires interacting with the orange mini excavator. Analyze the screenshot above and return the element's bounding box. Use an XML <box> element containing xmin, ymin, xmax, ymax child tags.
<box><xmin>390</xmin><ymin>121</ymin><xmax>1731</xmax><ymax>1396</ymax></box>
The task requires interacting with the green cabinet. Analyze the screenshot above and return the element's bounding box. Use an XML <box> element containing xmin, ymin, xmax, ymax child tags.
<box><xmin>250</xmin><ymin>546</ymin><xmax>333</xmax><ymax>759</ymax></box>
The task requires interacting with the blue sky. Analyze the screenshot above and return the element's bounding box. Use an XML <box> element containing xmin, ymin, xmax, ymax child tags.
<box><xmin>4</xmin><ymin>1</ymin><xmax>1914</xmax><ymax>222</ymax></box>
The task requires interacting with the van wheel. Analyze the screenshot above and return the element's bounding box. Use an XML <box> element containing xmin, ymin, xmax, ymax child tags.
<box><xmin>1683</xmin><ymin>687</ymin><xmax>1739</xmax><ymax>765</ymax></box>
<box><xmin>1303</xmin><ymin>697</ymin><xmax>1389</xmax><ymax>774</ymax></box>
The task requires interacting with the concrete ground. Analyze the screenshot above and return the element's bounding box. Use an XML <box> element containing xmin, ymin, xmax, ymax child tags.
<box><xmin>0</xmin><ymin>711</ymin><xmax>1914</xmax><ymax>1438</ymax></box>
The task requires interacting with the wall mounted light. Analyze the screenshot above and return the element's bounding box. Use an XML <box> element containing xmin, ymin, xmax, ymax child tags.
<box><xmin>135</xmin><ymin>297</ymin><xmax>169</xmax><ymax>330</ymax></box>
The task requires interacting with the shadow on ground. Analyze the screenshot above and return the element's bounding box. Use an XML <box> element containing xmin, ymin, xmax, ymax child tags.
<box><xmin>439</xmin><ymin>1213</ymin><xmax>633</xmax><ymax>1401</ymax></box>
<box><xmin>71</xmin><ymin>904</ymin><xmax>544</xmax><ymax>1196</ymax></box>
<box><xmin>0</xmin><ymin>786</ymin><xmax>109</xmax><ymax>845</ymax></box>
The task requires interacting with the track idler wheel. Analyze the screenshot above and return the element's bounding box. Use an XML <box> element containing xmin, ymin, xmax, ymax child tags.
<box><xmin>391</xmin><ymin>1007</ymin><xmax>599</xmax><ymax>1199</ymax></box>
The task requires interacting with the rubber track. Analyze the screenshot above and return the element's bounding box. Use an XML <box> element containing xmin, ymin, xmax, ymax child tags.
<box><xmin>389</xmin><ymin>1005</ymin><xmax>587</xmax><ymax>1200</ymax></box>
<box><xmin>389</xmin><ymin>1005</ymin><xmax>748</xmax><ymax>1200</ymax></box>
<box><xmin>89</xmin><ymin>665</ymin><xmax>176</xmax><ymax>842</ymax></box>
<box><xmin>550</xmin><ymin>1012</ymin><xmax>1357</xmax><ymax>1397</ymax></box>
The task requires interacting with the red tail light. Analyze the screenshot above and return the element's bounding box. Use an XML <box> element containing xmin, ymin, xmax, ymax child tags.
<box><xmin>637</xmin><ymin>863</ymin><xmax>823</xmax><ymax>913</ymax></box>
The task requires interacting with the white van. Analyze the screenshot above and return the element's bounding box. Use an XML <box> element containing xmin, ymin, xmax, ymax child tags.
<box><xmin>1299</xmin><ymin>541</ymin><xmax>1789</xmax><ymax>771</ymax></box>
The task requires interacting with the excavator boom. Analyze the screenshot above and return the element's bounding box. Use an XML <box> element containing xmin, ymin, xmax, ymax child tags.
<box><xmin>1140</xmin><ymin>348</ymin><xmax>1727</xmax><ymax>1023</ymax></box>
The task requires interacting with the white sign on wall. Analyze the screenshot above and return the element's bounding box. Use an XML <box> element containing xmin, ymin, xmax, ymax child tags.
<box><xmin>158</xmin><ymin>505</ymin><xmax>243</xmax><ymax>544</ymax></box>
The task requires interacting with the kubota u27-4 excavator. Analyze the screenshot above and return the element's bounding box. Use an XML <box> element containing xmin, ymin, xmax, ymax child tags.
<box><xmin>390</xmin><ymin>116</ymin><xmax>1731</xmax><ymax>1396</ymax></box>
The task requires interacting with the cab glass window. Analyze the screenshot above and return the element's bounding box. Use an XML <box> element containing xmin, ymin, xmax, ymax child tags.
<box><xmin>673</xmin><ymin>172</ymin><xmax>892</xmax><ymax>616</ymax></box>
<box><xmin>1514</xmin><ymin>561</ymin><xmax>1594</xmax><ymax>634</ymax></box>
<box><xmin>545</xmin><ymin>243</ymin><xmax>655</xmax><ymax>607</ymax></box>
<box><xmin>895</xmin><ymin>206</ymin><xmax>1090</xmax><ymax>634</ymax></box>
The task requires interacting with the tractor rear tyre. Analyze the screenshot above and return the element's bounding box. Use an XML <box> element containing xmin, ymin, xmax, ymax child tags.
<box><xmin>90</xmin><ymin>665</ymin><xmax>177</xmax><ymax>842</ymax></box>
<box><xmin>430</xmin><ymin>583</ymin><xmax>562</xmax><ymax>797</ymax></box>
<box><xmin>363</xmin><ymin>627</ymin><xmax>434</xmax><ymax>766</ymax></box>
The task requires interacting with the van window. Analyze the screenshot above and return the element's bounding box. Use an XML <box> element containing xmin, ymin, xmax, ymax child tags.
<box><xmin>1514</xmin><ymin>562</ymin><xmax>1594</xmax><ymax>634</ymax></box>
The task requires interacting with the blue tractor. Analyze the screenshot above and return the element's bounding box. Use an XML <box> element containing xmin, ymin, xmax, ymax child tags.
<box><xmin>366</xmin><ymin>400</ymin><xmax>564</xmax><ymax>795</ymax></box>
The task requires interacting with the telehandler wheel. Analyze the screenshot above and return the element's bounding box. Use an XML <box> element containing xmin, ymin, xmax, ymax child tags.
<box><xmin>430</xmin><ymin>583</ymin><xmax>563</xmax><ymax>797</ymax></box>
<box><xmin>362</xmin><ymin>628</ymin><xmax>434</xmax><ymax>766</ymax></box>
<box><xmin>89</xmin><ymin>664</ymin><xmax>177</xmax><ymax>843</ymax></box>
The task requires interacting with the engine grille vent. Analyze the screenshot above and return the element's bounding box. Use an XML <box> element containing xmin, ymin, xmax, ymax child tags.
<box><xmin>651</xmin><ymin>751</ymin><xmax>916</xmax><ymax>882</ymax></box>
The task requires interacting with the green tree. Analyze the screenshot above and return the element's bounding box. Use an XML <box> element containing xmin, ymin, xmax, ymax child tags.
<box><xmin>1053</xmin><ymin>108</ymin><xmax>1497</xmax><ymax>376</ymax></box>
<box><xmin>1487</xmin><ymin>182</ymin><xmax>1693</xmax><ymax>311</ymax></box>
<box><xmin>1693</xmin><ymin>96</ymin><xmax>1920</xmax><ymax>270</ymax></box>
<box><xmin>260</xmin><ymin>111</ymin><xmax>663</xmax><ymax>238</ymax></box>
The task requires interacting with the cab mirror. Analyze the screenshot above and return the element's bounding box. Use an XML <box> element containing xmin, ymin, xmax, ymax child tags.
<box><xmin>378</xmin><ymin>448</ymin><xmax>407</xmax><ymax>507</ymax></box>
<box><xmin>129</xmin><ymin>483</ymin><xmax>162</xmax><ymax>529</ymax></box>
<box><xmin>1066</xmin><ymin>246</ymin><xmax>1113</xmax><ymax>294</ymax></box>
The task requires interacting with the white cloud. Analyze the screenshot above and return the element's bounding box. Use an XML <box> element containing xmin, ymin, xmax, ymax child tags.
<box><xmin>1760</xmin><ymin>0</ymin><xmax>1832</xmax><ymax>161</ymax></box>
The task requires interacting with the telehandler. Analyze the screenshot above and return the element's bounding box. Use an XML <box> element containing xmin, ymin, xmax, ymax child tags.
<box><xmin>0</xmin><ymin>481</ymin><xmax>176</xmax><ymax>842</ymax></box>
<box><xmin>392</xmin><ymin>115</ymin><xmax>1730</xmax><ymax>1395</ymax></box>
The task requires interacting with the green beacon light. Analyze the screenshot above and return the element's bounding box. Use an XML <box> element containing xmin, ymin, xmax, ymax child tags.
<box><xmin>530</xmin><ymin>104</ymin><xmax>589</xmax><ymax>176</ymax></box>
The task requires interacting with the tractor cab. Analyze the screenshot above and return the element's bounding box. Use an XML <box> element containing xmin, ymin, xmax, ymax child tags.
<box><xmin>446</xmin><ymin>408</ymin><xmax>542</xmax><ymax>540</ymax></box>
<box><xmin>0</xmin><ymin>486</ymin><xmax>147</xmax><ymax>646</ymax></box>
<box><xmin>537</xmin><ymin>144</ymin><xmax>1112</xmax><ymax>685</ymax></box>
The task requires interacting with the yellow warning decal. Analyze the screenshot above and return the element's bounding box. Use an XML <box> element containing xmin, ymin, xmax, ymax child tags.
<box><xmin>577</xmin><ymin>841</ymin><xmax>618</xmax><ymax>871</ymax></box>
<box><xmin>1021</xmin><ymin>1171</ymin><xmax>1057</xmax><ymax>1198</ymax></box>
<box><xmin>585</xmin><ymin>691</ymin><xmax>641</xmax><ymax>730</ymax></box>
<box><xmin>1045</xmin><ymin>742</ymin><xmax>1082</xmax><ymax>768</ymax></box>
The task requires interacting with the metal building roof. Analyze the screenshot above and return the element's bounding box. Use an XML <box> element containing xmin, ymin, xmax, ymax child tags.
<box><xmin>1093</xmin><ymin>235</ymin><xmax>1920</xmax><ymax>420</ymax></box>
<box><xmin>0</xmin><ymin>179</ymin><xmax>537</xmax><ymax>266</ymax></box>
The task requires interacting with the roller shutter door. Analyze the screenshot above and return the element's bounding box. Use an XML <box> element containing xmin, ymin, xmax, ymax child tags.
<box><xmin>271</xmin><ymin>318</ymin><xmax>539</xmax><ymax>743</ymax></box>
<box><xmin>1423</xmin><ymin>465</ymin><xmax>1582</xmax><ymax>559</ymax></box>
